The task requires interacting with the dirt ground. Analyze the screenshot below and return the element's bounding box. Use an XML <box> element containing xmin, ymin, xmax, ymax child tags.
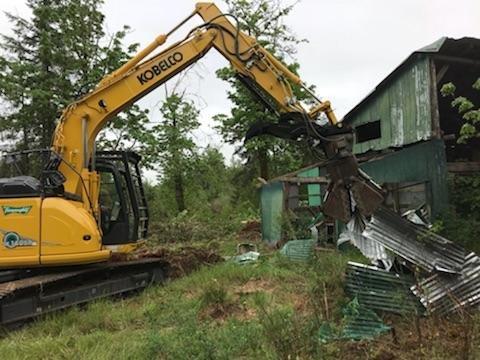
<box><xmin>135</xmin><ymin>246</ymin><xmax>223</xmax><ymax>278</ymax></box>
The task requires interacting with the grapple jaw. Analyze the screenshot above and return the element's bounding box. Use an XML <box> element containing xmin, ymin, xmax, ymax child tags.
<box><xmin>244</xmin><ymin>112</ymin><xmax>384</xmax><ymax>223</ymax></box>
<box><xmin>322</xmin><ymin>137</ymin><xmax>384</xmax><ymax>223</ymax></box>
<box><xmin>323</xmin><ymin>159</ymin><xmax>384</xmax><ymax>223</ymax></box>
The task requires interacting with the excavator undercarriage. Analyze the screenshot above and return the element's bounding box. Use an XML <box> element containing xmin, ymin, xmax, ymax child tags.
<box><xmin>0</xmin><ymin>258</ymin><xmax>166</xmax><ymax>326</ymax></box>
<box><xmin>0</xmin><ymin>149</ymin><xmax>166</xmax><ymax>326</ymax></box>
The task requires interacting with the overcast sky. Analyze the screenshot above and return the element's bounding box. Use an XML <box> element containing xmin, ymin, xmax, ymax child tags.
<box><xmin>1</xmin><ymin>0</ymin><xmax>479</xmax><ymax>164</ymax></box>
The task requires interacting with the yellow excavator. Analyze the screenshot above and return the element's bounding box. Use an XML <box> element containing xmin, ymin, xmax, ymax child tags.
<box><xmin>0</xmin><ymin>3</ymin><xmax>382</xmax><ymax>324</ymax></box>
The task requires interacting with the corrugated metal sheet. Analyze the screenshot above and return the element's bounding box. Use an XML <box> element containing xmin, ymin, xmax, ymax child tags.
<box><xmin>318</xmin><ymin>298</ymin><xmax>391</xmax><ymax>342</ymax></box>
<box><xmin>411</xmin><ymin>253</ymin><xmax>480</xmax><ymax>315</ymax></box>
<box><xmin>342</xmin><ymin>207</ymin><xmax>480</xmax><ymax>316</ymax></box>
<box><xmin>351</xmin><ymin>56</ymin><xmax>432</xmax><ymax>154</ymax></box>
<box><xmin>362</xmin><ymin>207</ymin><xmax>465</xmax><ymax>273</ymax></box>
<box><xmin>341</xmin><ymin>309</ymin><xmax>391</xmax><ymax>340</ymax></box>
<box><xmin>338</xmin><ymin>217</ymin><xmax>393</xmax><ymax>270</ymax></box>
<box><xmin>280</xmin><ymin>239</ymin><xmax>315</xmax><ymax>262</ymax></box>
<box><xmin>345</xmin><ymin>262</ymin><xmax>424</xmax><ymax>315</ymax></box>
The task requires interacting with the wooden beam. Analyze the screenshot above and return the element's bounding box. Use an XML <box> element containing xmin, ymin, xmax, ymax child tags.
<box><xmin>436</xmin><ymin>65</ymin><xmax>450</xmax><ymax>84</ymax></box>
<box><xmin>447</xmin><ymin>162</ymin><xmax>480</xmax><ymax>173</ymax></box>
<box><xmin>429</xmin><ymin>58</ymin><xmax>442</xmax><ymax>139</ymax></box>
<box><xmin>276</xmin><ymin>176</ymin><xmax>329</xmax><ymax>184</ymax></box>
<box><xmin>267</xmin><ymin>160</ymin><xmax>328</xmax><ymax>182</ymax></box>
<box><xmin>433</xmin><ymin>55</ymin><xmax>480</xmax><ymax>67</ymax></box>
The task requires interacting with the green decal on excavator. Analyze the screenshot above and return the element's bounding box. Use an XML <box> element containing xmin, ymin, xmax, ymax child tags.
<box><xmin>2</xmin><ymin>206</ymin><xmax>32</xmax><ymax>215</ymax></box>
<box><xmin>3</xmin><ymin>231</ymin><xmax>37</xmax><ymax>248</ymax></box>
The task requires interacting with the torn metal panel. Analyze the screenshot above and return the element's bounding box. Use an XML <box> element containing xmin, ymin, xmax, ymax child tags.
<box><xmin>411</xmin><ymin>252</ymin><xmax>480</xmax><ymax>315</ymax></box>
<box><xmin>280</xmin><ymin>239</ymin><xmax>315</xmax><ymax>262</ymax></box>
<box><xmin>338</xmin><ymin>216</ymin><xmax>393</xmax><ymax>270</ymax></box>
<box><xmin>345</xmin><ymin>262</ymin><xmax>424</xmax><ymax>315</ymax></box>
<box><xmin>402</xmin><ymin>204</ymin><xmax>431</xmax><ymax>227</ymax></box>
<box><xmin>341</xmin><ymin>297</ymin><xmax>391</xmax><ymax>340</ymax></box>
<box><xmin>363</xmin><ymin>207</ymin><xmax>466</xmax><ymax>273</ymax></box>
<box><xmin>318</xmin><ymin>297</ymin><xmax>391</xmax><ymax>342</ymax></box>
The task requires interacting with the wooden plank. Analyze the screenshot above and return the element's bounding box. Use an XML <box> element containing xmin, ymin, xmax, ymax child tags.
<box><xmin>276</xmin><ymin>176</ymin><xmax>329</xmax><ymax>184</ymax></box>
<box><xmin>447</xmin><ymin>162</ymin><xmax>480</xmax><ymax>173</ymax></box>
<box><xmin>429</xmin><ymin>58</ymin><xmax>442</xmax><ymax>139</ymax></box>
<box><xmin>267</xmin><ymin>160</ymin><xmax>327</xmax><ymax>183</ymax></box>
<box><xmin>433</xmin><ymin>55</ymin><xmax>480</xmax><ymax>67</ymax></box>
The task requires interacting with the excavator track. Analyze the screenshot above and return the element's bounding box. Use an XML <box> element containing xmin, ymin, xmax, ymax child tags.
<box><xmin>0</xmin><ymin>258</ymin><xmax>167</xmax><ymax>326</ymax></box>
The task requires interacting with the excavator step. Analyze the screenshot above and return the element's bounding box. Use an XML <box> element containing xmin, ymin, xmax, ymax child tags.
<box><xmin>0</xmin><ymin>258</ymin><xmax>167</xmax><ymax>326</ymax></box>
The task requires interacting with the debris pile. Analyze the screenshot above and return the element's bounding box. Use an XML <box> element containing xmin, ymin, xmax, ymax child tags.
<box><xmin>135</xmin><ymin>246</ymin><xmax>222</xmax><ymax>278</ymax></box>
<box><xmin>232</xmin><ymin>243</ymin><xmax>260</xmax><ymax>265</ymax></box>
<box><xmin>237</xmin><ymin>220</ymin><xmax>262</xmax><ymax>242</ymax></box>
<box><xmin>412</xmin><ymin>252</ymin><xmax>480</xmax><ymax>315</ymax></box>
<box><xmin>341</xmin><ymin>207</ymin><xmax>480</xmax><ymax>316</ymax></box>
<box><xmin>363</xmin><ymin>208</ymin><xmax>465</xmax><ymax>274</ymax></box>
<box><xmin>338</xmin><ymin>215</ymin><xmax>392</xmax><ymax>270</ymax></box>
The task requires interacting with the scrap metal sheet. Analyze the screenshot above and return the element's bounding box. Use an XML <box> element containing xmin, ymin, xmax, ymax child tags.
<box><xmin>345</xmin><ymin>262</ymin><xmax>424</xmax><ymax>314</ymax></box>
<box><xmin>362</xmin><ymin>207</ymin><xmax>466</xmax><ymax>274</ymax></box>
<box><xmin>411</xmin><ymin>252</ymin><xmax>480</xmax><ymax>315</ymax></box>
<box><xmin>338</xmin><ymin>215</ymin><xmax>393</xmax><ymax>270</ymax></box>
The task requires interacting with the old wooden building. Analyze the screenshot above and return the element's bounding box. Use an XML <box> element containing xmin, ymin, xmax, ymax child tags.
<box><xmin>261</xmin><ymin>37</ymin><xmax>480</xmax><ymax>245</ymax></box>
<box><xmin>344</xmin><ymin>36</ymin><xmax>479</xmax><ymax>216</ymax></box>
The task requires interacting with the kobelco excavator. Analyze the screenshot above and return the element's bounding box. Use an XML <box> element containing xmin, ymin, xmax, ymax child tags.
<box><xmin>0</xmin><ymin>3</ymin><xmax>382</xmax><ymax>324</ymax></box>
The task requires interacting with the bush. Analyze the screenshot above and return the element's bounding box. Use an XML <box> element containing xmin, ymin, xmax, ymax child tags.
<box><xmin>255</xmin><ymin>303</ymin><xmax>320</xmax><ymax>359</ymax></box>
<box><xmin>435</xmin><ymin>173</ymin><xmax>480</xmax><ymax>252</ymax></box>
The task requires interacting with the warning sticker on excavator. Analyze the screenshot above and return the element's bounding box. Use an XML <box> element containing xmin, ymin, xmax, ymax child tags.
<box><xmin>2</xmin><ymin>206</ymin><xmax>32</xmax><ymax>215</ymax></box>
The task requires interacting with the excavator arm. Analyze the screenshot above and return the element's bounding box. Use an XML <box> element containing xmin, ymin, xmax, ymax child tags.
<box><xmin>52</xmin><ymin>2</ymin><xmax>381</xmax><ymax>226</ymax></box>
<box><xmin>0</xmin><ymin>2</ymin><xmax>383</xmax><ymax>268</ymax></box>
<box><xmin>8</xmin><ymin>1</ymin><xmax>385</xmax><ymax>268</ymax></box>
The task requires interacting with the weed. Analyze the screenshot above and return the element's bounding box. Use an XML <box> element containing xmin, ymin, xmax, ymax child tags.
<box><xmin>254</xmin><ymin>295</ymin><xmax>320</xmax><ymax>359</ymax></box>
<box><xmin>199</xmin><ymin>281</ymin><xmax>235</xmax><ymax>321</ymax></box>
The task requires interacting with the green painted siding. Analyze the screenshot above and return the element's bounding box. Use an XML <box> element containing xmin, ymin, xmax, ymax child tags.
<box><xmin>359</xmin><ymin>139</ymin><xmax>448</xmax><ymax>217</ymax></box>
<box><xmin>298</xmin><ymin>168</ymin><xmax>322</xmax><ymax>206</ymax></box>
<box><xmin>350</xmin><ymin>56</ymin><xmax>432</xmax><ymax>154</ymax></box>
<box><xmin>260</xmin><ymin>181</ymin><xmax>284</xmax><ymax>245</ymax></box>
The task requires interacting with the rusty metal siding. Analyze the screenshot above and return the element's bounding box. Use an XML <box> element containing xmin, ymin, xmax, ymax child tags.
<box><xmin>351</xmin><ymin>56</ymin><xmax>432</xmax><ymax>154</ymax></box>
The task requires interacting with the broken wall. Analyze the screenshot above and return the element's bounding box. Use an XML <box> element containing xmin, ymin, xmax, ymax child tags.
<box><xmin>358</xmin><ymin>139</ymin><xmax>449</xmax><ymax>218</ymax></box>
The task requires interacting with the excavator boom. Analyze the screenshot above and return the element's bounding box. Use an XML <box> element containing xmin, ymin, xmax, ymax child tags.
<box><xmin>0</xmin><ymin>2</ymin><xmax>383</xmax><ymax>269</ymax></box>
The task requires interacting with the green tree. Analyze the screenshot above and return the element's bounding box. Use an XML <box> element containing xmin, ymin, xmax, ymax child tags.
<box><xmin>149</xmin><ymin>146</ymin><xmax>237</xmax><ymax>218</ymax></box>
<box><xmin>438</xmin><ymin>78</ymin><xmax>480</xmax><ymax>252</ymax></box>
<box><xmin>213</xmin><ymin>0</ymin><xmax>315</xmax><ymax>182</ymax></box>
<box><xmin>440</xmin><ymin>78</ymin><xmax>480</xmax><ymax>143</ymax></box>
<box><xmin>152</xmin><ymin>91</ymin><xmax>200</xmax><ymax>212</ymax></box>
<box><xmin>0</xmin><ymin>0</ymin><xmax>153</xmax><ymax>164</ymax></box>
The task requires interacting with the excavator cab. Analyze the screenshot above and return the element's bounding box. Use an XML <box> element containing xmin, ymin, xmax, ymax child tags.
<box><xmin>0</xmin><ymin>149</ymin><xmax>149</xmax><ymax>254</ymax></box>
<box><xmin>95</xmin><ymin>151</ymin><xmax>149</xmax><ymax>245</ymax></box>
